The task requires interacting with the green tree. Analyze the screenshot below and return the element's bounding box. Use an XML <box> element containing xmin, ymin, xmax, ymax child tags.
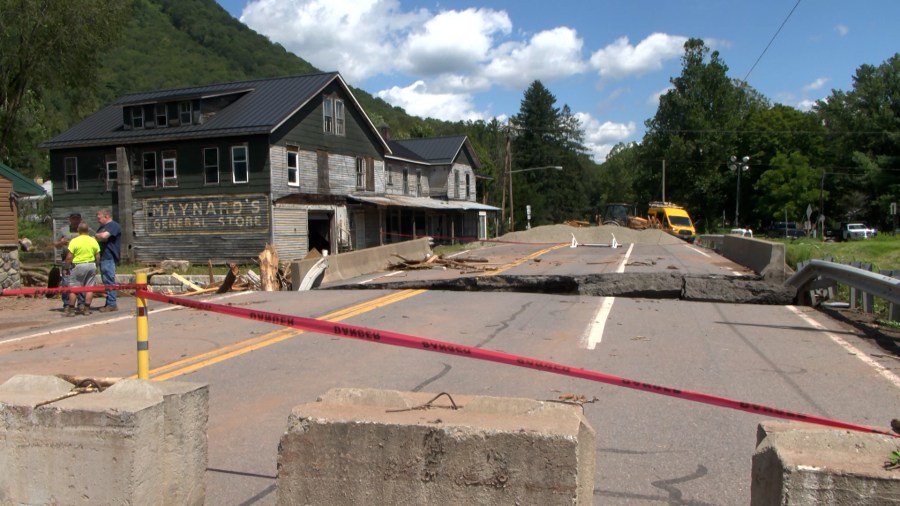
<box><xmin>640</xmin><ymin>38</ymin><xmax>768</xmax><ymax>229</ymax></box>
<box><xmin>511</xmin><ymin>81</ymin><xmax>587</xmax><ymax>228</ymax></box>
<box><xmin>754</xmin><ymin>151</ymin><xmax>824</xmax><ymax>225</ymax></box>
<box><xmin>815</xmin><ymin>53</ymin><xmax>900</xmax><ymax>229</ymax></box>
<box><xmin>0</xmin><ymin>0</ymin><xmax>133</xmax><ymax>173</ymax></box>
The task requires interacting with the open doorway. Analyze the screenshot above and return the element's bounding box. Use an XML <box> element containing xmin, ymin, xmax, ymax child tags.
<box><xmin>308</xmin><ymin>211</ymin><xmax>333</xmax><ymax>255</ymax></box>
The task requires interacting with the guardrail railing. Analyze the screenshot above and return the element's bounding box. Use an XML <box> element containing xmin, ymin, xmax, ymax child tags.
<box><xmin>786</xmin><ymin>259</ymin><xmax>900</xmax><ymax>320</ymax></box>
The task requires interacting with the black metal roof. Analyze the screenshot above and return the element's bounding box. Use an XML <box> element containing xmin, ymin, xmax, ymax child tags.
<box><xmin>388</xmin><ymin>135</ymin><xmax>477</xmax><ymax>167</ymax></box>
<box><xmin>41</xmin><ymin>72</ymin><xmax>387</xmax><ymax>151</ymax></box>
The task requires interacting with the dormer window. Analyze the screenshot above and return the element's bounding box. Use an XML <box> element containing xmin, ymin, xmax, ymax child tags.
<box><xmin>131</xmin><ymin>107</ymin><xmax>144</xmax><ymax>129</ymax></box>
<box><xmin>179</xmin><ymin>102</ymin><xmax>192</xmax><ymax>125</ymax></box>
<box><xmin>155</xmin><ymin>104</ymin><xmax>168</xmax><ymax>127</ymax></box>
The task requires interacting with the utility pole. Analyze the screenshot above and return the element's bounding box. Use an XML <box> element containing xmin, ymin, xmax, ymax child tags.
<box><xmin>499</xmin><ymin>128</ymin><xmax>510</xmax><ymax>233</ymax></box>
<box><xmin>661</xmin><ymin>159</ymin><xmax>666</xmax><ymax>202</ymax></box>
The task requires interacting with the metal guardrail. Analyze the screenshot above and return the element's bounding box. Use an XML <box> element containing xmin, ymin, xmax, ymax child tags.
<box><xmin>786</xmin><ymin>259</ymin><xmax>900</xmax><ymax>308</ymax></box>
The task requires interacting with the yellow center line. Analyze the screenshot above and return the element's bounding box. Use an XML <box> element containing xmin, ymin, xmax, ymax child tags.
<box><xmin>141</xmin><ymin>243</ymin><xmax>564</xmax><ymax>381</ymax></box>
<box><xmin>142</xmin><ymin>289</ymin><xmax>425</xmax><ymax>381</ymax></box>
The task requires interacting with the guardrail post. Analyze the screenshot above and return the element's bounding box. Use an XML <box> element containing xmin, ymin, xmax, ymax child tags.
<box><xmin>136</xmin><ymin>272</ymin><xmax>150</xmax><ymax>380</ymax></box>
<box><xmin>882</xmin><ymin>269</ymin><xmax>900</xmax><ymax>321</ymax></box>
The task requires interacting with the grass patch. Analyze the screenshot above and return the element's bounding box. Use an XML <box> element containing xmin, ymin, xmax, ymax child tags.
<box><xmin>782</xmin><ymin>235</ymin><xmax>900</xmax><ymax>272</ymax></box>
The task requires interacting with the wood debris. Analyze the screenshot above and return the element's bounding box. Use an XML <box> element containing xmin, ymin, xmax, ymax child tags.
<box><xmin>388</xmin><ymin>254</ymin><xmax>497</xmax><ymax>274</ymax></box>
<box><xmin>564</xmin><ymin>219</ymin><xmax>591</xmax><ymax>227</ymax></box>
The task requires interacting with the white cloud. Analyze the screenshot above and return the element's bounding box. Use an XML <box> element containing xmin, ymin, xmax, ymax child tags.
<box><xmin>802</xmin><ymin>77</ymin><xmax>830</xmax><ymax>93</ymax></box>
<box><xmin>797</xmin><ymin>99</ymin><xmax>817</xmax><ymax>112</ymax></box>
<box><xmin>589</xmin><ymin>33</ymin><xmax>687</xmax><ymax>79</ymax></box>
<box><xmin>375</xmin><ymin>80</ymin><xmax>488</xmax><ymax>121</ymax></box>
<box><xmin>483</xmin><ymin>27</ymin><xmax>587</xmax><ymax>88</ymax></box>
<box><xmin>835</xmin><ymin>24</ymin><xmax>849</xmax><ymax>36</ymax></box>
<box><xmin>241</xmin><ymin>0</ymin><xmax>429</xmax><ymax>83</ymax></box>
<box><xmin>575</xmin><ymin>112</ymin><xmax>636</xmax><ymax>161</ymax></box>
<box><xmin>647</xmin><ymin>86</ymin><xmax>672</xmax><ymax>106</ymax></box>
<box><xmin>398</xmin><ymin>8</ymin><xmax>511</xmax><ymax>76</ymax></box>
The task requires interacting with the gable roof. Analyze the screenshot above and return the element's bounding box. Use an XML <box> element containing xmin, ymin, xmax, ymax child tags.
<box><xmin>41</xmin><ymin>72</ymin><xmax>390</xmax><ymax>154</ymax></box>
<box><xmin>387</xmin><ymin>135</ymin><xmax>481</xmax><ymax>169</ymax></box>
<box><xmin>0</xmin><ymin>162</ymin><xmax>46</xmax><ymax>195</ymax></box>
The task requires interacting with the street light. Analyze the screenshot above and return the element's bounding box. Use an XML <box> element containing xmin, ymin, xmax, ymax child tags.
<box><xmin>729</xmin><ymin>155</ymin><xmax>750</xmax><ymax>228</ymax></box>
<box><xmin>508</xmin><ymin>165</ymin><xmax>563</xmax><ymax>232</ymax></box>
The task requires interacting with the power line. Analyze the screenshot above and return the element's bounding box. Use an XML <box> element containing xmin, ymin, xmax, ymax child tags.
<box><xmin>743</xmin><ymin>0</ymin><xmax>803</xmax><ymax>82</ymax></box>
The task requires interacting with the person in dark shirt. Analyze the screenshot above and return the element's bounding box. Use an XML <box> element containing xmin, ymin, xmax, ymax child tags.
<box><xmin>94</xmin><ymin>209</ymin><xmax>122</xmax><ymax>312</ymax></box>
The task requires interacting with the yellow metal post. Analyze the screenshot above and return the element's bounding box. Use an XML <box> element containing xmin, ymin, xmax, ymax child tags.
<box><xmin>136</xmin><ymin>272</ymin><xmax>150</xmax><ymax>380</ymax></box>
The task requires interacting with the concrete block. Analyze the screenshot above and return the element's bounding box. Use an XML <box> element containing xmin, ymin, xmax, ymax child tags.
<box><xmin>0</xmin><ymin>375</ymin><xmax>208</xmax><ymax>506</ymax></box>
<box><xmin>751</xmin><ymin>420</ymin><xmax>900</xmax><ymax>505</ymax></box>
<box><xmin>276</xmin><ymin>388</ymin><xmax>596</xmax><ymax>505</ymax></box>
<box><xmin>319</xmin><ymin>238</ymin><xmax>431</xmax><ymax>283</ymax></box>
<box><xmin>722</xmin><ymin>235</ymin><xmax>785</xmax><ymax>282</ymax></box>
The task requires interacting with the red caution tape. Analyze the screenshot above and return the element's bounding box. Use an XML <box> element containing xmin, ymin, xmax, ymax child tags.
<box><xmin>0</xmin><ymin>284</ymin><xmax>148</xmax><ymax>297</ymax></box>
<box><xmin>136</xmin><ymin>289</ymin><xmax>897</xmax><ymax>437</ymax></box>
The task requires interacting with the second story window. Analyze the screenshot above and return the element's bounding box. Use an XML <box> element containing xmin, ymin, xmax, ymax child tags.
<box><xmin>131</xmin><ymin>107</ymin><xmax>144</xmax><ymax>129</ymax></box>
<box><xmin>356</xmin><ymin>157</ymin><xmax>365</xmax><ymax>189</ymax></box>
<box><xmin>402</xmin><ymin>168</ymin><xmax>409</xmax><ymax>195</ymax></box>
<box><xmin>142</xmin><ymin>152</ymin><xmax>157</xmax><ymax>188</ymax></box>
<box><xmin>416</xmin><ymin>169</ymin><xmax>422</xmax><ymax>197</ymax></box>
<box><xmin>162</xmin><ymin>150</ymin><xmax>177</xmax><ymax>187</ymax></box>
<box><xmin>64</xmin><ymin>157</ymin><xmax>78</xmax><ymax>191</ymax></box>
<box><xmin>322</xmin><ymin>96</ymin><xmax>345</xmax><ymax>135</ymax></box>
<box><xmin>155</xmin><ymin>104</ymin><xmax>168</xmax><ymax>127</ymax></box>
<box><xmin>454</xmin><ymin>170</ymin><xmax>460</xmax><ymax>199</ymax></box>
<box><xmin>287</xmin><ymin>147</ymin><xmax>299</xmax><ymax>187</ymax></box>
<box><xmin>465</xmin><ymin>173</ymin><xmax>471</xmax><ymax>199</ymax></box>
<box><xmin>179</xmin><ymin>102</ymin><xmax>192</xmax><ymax>125</ymax></box>
<box><xmin>203</xmin><ymin>147</ymin><xmax>219</xmax><ymax>184</ymax></box>
<box><xmin>232</xmin><ymin>145</ymin><xmax>248</xmax><ymax>183</ymax></box>
<box><xmin>105</xmin><ymin>154</ymin><xmax>118</xmax><ymax>191</ymax></box>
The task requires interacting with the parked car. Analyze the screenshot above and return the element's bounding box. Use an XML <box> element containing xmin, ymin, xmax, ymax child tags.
<box><xmin>766</xmin><ymin>222</ymin><xmax>806</xmax><ymax>238</ymax></box>
<box><xmin>841</xmin><ymin>223</ymin><xmax>876</xmax><ymax>240</ymax></box>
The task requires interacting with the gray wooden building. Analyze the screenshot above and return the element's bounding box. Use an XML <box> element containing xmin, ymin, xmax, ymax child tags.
<box><xmin>41</xmin><ymin>72</ymin><xmax>497</xmax><ymax>264</ymax></box>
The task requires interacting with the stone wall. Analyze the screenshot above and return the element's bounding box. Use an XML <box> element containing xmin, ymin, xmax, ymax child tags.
<box><xmin>0</xmin><ymin>245</ymin><xmax>22</xmax><ymax>290</ymax></box>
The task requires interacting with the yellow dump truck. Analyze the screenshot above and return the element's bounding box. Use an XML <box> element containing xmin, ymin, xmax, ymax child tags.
<box><xmin>647</xmin><ymin>201</ymin><xmax>696</xmax><ymax>242</ymax></box>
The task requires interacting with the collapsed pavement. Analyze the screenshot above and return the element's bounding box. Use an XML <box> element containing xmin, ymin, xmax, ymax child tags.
<box><xmin>326</xmin><ymin>271</ymin><xmax>797</xmax><ymax>305</ymax></box>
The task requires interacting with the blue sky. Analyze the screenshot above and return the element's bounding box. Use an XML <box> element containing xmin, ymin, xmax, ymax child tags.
<box><xmin>216</xmin><ymin>0</ymin><xmax>898</xmax><ymax>161</ymax></box>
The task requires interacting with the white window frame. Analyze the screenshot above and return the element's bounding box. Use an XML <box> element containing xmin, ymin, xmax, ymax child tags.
<box><xmin>131</xmin><ymin>107</ymin><xmax>144</xmax><ymax>129</ymax></box>
<box><xmin>402</xmin><ymin>168</ymin><xmax>409</xmax><ymax>195</ymax></box>
<box><xmin>106</xmin><ymin>157</ymin><xmax>118</xmax><ymax>191</ymax></box>
<box><xmin>416</xmin><ymin>169</ymin><xmax>422</xmax><ymax>197</ymax></box>
<box><xmin>323</xmin><ymin>96</ymin><xmax>333</xmax><ymax>134</ymax></box>
<box><xmin>386</xmin><ymin>165</ymin><xmax>393</xmax><ymax>186</ymax></box>
<box><xmin>142</xmin><ymin>152</ymin><xmax>157</xmax><ymax>188</ymax></box>
<box><xmin>155</xmin><ymin>104</ymin><xmax>168</xmax><ymax>127</ymax></box>
<box><xmin>454</xmin><ymin>170</ymin><xmax>460</xmax><ymax>199</ymax></box>
<box><xmin>64</xmin><ymin>157</ymin><xmax>78</xmax><ymax>191</ymax></box>
<box><xmin>203</xmin><ymin>147</ymin><xmax>219</xmax><ymax>185</ymax></box>
<box><xmin>465</xmin><ymin>173</ymin><xmax>471</xmax><ymax>199</ymax></box>
<box><xmin>162</xmin><ymin>150</ymin><xmax>177</xmax><ymax>187</ymax></box>
<box><xmin>356</xmin><ymin>157</ymin><xmax>365</xmax><ymax>189</ymax></box>
<box><xmin>287</xmin><ymin>146</ymin><xmax>299</xmax><ymax>187</ymax></box>
<box><xmin>232</xmin><ymin>145</ymin><xmax>248</xmax><ymax>184</ymax></box>
<box><xmin>334</xmin><ymin>99</ymin><xmax>345</xmax><ymax>136</ymax></box>
<box><xmin>179</xmin><ymin>102</ymin><xmax>192</xmax><ymax>125</ymax></box>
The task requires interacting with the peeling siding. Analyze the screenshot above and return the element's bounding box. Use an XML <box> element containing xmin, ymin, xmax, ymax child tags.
<box><xmin>0</xmin><ymin>176</ymin><xmax>16</xmax><ymax>244</ymax></box>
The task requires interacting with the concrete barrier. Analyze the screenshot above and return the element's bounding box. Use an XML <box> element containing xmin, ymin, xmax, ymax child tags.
<box><xmin>291</xmin><ymin>238</ymin><xmax>432</xmax><ymax>286</ymax></box>
<box><xmin>721</xmin><ymin>235</ymin><xmax>785</xmax><ymax>282</ymax></box>
<box><xmin>276</xmin><ymin>388</ymin><xmax>596</xmax><ymax>505</ymax></box>
<box><xmin>751</xmin><ymin>420</ymin><xmax>900</xmax><ymax>505</ymax></box>
<box><xmin>0</xmin><ymin>375</ymin><xmax>208</xmax><ymax>506</ymax></box>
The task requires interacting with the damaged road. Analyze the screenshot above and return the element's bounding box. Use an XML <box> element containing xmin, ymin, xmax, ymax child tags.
<box><xmin>326</xmin><ymin>272</ymin><xmax>797</xmax><ymax>305</ymax></box>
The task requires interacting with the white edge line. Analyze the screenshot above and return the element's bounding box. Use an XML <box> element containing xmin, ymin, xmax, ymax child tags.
<box><xmin>0</xmin><ymin>291</ymin><xmax>251</xmax><ymax>347</ymax></box>
<box><xmin>686</xmin><ymin>244</ymin><xmax>711</xmax><ymax>257</ymax></box>
<box><xmin>582</xmin><ymin>243</ymin><xmax>635</xmax><ymax>349</ymax></box>
<box><xmin>787</xmin><ymin>305</ymin><xmax>900</xmax><ymax>389</ymax></box>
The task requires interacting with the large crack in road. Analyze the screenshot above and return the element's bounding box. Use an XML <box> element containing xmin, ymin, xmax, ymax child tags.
<box><xmin>325</xmin><ymin>272</ymin><xmax>796</xmax><ymax>305</ymax></box>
